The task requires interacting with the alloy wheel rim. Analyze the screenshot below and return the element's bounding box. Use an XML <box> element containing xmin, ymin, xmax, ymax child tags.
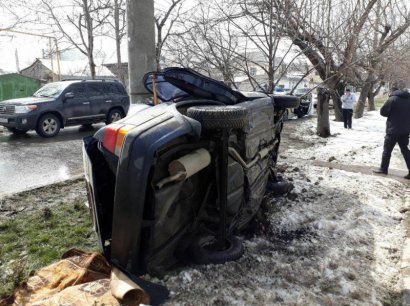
<box><xmin>43</xmin><ymin>118</ymin><xmax>57</xmax><ymax>134</ymax></box>
<box><xmin>111</xmin><ymin>112</ymin><xmax>121</xmax><ymax>122</ymax></box>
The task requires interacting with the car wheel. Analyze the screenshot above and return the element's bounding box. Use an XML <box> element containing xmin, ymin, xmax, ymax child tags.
<box><xmin>190</xmin><ymin>235</ymin><xmax>244</xmax><ymax>264</ymax></box>
<box><xmin>36</xmin><ymin>114</ymin><xmax>61</xmax><ymax>138</ymax></box>
<box><xmin>187</xmin><ymin>106</ymin><xmax>248</xmax><ymax>130</ymax></box>
<box><xmin>106</xmin><ymin>108</ymin><xmax>124</xmax><ymax>124</ymax></box>
<box><xmin>7</xmin><ymin>127</ymin><xmax>28</xmax><ymax>135</ymax></box>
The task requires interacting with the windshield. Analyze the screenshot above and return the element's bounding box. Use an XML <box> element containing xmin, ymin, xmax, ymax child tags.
<box><xmin>33</xmin><ymin>82</ymin><xmax>68</xmax><ymax>98</ymax></box>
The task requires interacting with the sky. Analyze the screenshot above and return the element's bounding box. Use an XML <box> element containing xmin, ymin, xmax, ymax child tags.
<box><xmin>0</xmin><ymin>2</ymin><xmax>124</xmax><ymax>74</ymax></box>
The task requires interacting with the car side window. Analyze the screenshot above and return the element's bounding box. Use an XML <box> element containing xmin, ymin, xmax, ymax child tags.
<box><xmin>88</xmin><ymin>83</ymin><xmax>105</xmax><ymax>97</ymax></box>
<box><xmin>104</xmin><ymin>83</ymin><xmax>122</xmax><ymax>95</ymax></box>
<box><xmin>67</xmin><ymin>84</ymin><xmax>87</xmax><ymax>98</ymax></box>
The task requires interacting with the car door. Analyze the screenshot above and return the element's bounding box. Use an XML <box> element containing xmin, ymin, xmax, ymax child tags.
<box><xmin>64</xmin><ymin>83</ymin><xmax>91</xmax><ymax>125</ymax></box>
<box><xmin>87</xmin><ymin>83</ymin><xmax>108</xmax><ymax>120</ymax></box>
<box><xmin>104</xmin><ymin>83</ymin><xmax>122</xmax><ymax>108</ymax></box>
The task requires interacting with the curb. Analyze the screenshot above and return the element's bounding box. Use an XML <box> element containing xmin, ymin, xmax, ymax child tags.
<box><xmin>0</xmin><ymin>174</ymin><xmax>84</xmax><ymax>200</ymax></box>
<box><xmin>402</xmin><ymin>195</ymin><xmax>410</xmax><ymax>305</ymax></box>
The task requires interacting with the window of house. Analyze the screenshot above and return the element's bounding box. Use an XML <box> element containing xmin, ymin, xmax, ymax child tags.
<box><xmin>250</xmin><ymin>67</ymin><xmax>257</xmax><ymax>76</ymax></box>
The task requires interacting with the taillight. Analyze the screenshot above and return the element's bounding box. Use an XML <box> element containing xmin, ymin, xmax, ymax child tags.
<box><xmin>102</xmin><ymin>124</ymin><xmax>133</xmax><ymax>156</ymax></box>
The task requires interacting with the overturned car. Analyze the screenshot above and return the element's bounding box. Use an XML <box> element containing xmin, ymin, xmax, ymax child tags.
<box><xmin>83</xmin><ymin>67</ymin><xmax>299</xmax><ymax>276</ymax></box>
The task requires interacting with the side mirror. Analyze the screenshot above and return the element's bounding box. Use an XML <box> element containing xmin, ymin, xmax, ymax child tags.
<box><xmin>64</xmin><ymin>92</ymin><xmax>75</xmax><ymax>100</ymax></box>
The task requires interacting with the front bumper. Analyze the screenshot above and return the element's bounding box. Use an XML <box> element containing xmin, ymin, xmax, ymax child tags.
<box><xmin>0</xmin><ymin>113</ymin><xmax>37</xmax><ymax>130</ymax></box>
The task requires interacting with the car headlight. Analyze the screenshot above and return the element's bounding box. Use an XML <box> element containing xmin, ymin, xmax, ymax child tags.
<box><xmin>14</xmin><ymin>105</ymin><xmax>38</xmax><ymax>114</ymax></box>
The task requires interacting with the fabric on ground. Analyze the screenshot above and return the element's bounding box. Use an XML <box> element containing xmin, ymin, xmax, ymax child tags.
<box><xmin>0</xmin><ymin>249</ymin><xmax>150</xmax><ymax>306</ymax></box>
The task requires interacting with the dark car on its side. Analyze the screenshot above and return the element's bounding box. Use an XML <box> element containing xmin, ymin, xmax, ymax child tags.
<box><xmin>0</xmin><ymin>79</ymin><xmax>130</xmax><ymax>137</ymax></box>
<box><xmin>83</xmin><ymin>67</ymin><xmax>300</xmax><ymax>277</ymax></box>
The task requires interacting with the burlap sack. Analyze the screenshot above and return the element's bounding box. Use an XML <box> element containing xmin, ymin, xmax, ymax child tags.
<box><xmin>0</xmin><ymin>249</ymin><xmax>150</xmax><ymax>306</ymax></box>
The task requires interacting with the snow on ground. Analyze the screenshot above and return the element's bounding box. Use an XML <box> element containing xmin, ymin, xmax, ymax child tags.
<box><xmin>145</xmin><ymin>111</ymin><xmax>409</xmax><ymax>306</ymax></box>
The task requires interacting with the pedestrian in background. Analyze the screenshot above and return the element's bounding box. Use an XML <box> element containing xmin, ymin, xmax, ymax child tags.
<box><xmin>341</xmin><ymin>88</ymin><xmax>356</xmax><ymax>129</ymax></box>
<box><xmin>373</xmin><ymin>86</ymin><xmax>410</xmax><ymax>179</ymax></box>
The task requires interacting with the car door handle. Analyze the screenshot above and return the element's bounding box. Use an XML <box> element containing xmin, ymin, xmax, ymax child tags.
<box><xmin>83</xmin><ymin>102</ymin><xmax>90</xmax><ymax>105</ymax></box>
<box><xmin>105</xmin><ymin>100</ymin><xmax>112</xmax><ymax>103</ymax></box>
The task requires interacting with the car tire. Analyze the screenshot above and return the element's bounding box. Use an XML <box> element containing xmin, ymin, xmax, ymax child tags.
<box><xmin>7</xmin><ymin>127</ymin><xmax>28</xmax><ymax>135</ymax></box>
<box><xmin>187</xmin><ymin>106</ymin><xmax>248</xmax><ymax>130</ymax></box>
<box><xmin>106</xmin><ymin>108</ymin><xmax>124</xmax><ymax>124</ymax></box>
<box><xmin>190</xmin><ymin>235</ymin><xmax>244</xmax><ymax>264</ymax></box>
<box><xmin>35</xmin><ymin>113</ymin><xmax>61</xmax><ymax>138</ymax></box>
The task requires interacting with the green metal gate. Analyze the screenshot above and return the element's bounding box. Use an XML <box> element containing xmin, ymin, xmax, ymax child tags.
<box><xmin>0</xmin><ymin>73</ymin><xmax>41</xmax><ymax>101</ymax></box>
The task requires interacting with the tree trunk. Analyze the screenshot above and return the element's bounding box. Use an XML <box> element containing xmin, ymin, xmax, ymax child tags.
<box><xmin>355</xmin><ymin>77</ymin><xmax>373</xmax><ymax>118</ymax></box>
<box><xmin>317</xmin><ymin>88</ymin><xmax>330</xmax><ymax>137</ymax></box>
<box><xmin>330</xmin><ymin>81</ymin><xmax>344</xmax><ymax>121</ymax></box>
<box><xmin>114</xmin><ymin>0</ymin><xmax>125</xmax><ymax>84</ymax></box>
<box><xmin>367</xmin><ymin>84</ymin><xmax>376</xmax><ymax>111</ymax></box>
<box><xmin>83</xmin><ymin>0</ymin><xmax>96</xmax><ymax>79</ymax></box>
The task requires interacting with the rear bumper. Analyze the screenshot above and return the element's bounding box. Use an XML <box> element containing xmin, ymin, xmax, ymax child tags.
<box><xmin>0</xmin><ymin>113</ymin><xmax>37</xmax><ymax>130</ymax></box>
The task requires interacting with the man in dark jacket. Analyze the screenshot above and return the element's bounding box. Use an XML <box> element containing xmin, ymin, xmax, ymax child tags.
<box><xmin>373</xmin><ymin>87</ymin><xmax>410</xmax><ymax>179</ymax></box>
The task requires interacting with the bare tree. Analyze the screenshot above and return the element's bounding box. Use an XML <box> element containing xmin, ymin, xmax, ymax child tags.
<box><xmin>154</xmin><ymin>0</ymin><xmax>187</xmax><ymax>70</ymax></box>
<box><xmin>39</xmin><ymin>0</ymin><xmax>110</xmax><ymax>79</ymax></box>
<box><xmin>221</xmin><ymin>0</ymin><xmax>313</xmax><ymax>94</ymax></box>
<box><xmin>264</xmin><ymin>0</ymin><xmax>382</xmax><ymax>136</ymax></box>
<box><xmin>354</xmin><ymin>0</ymin><xmax>410</xmax><ymax>117</ymax></box>
<box><xmin>105</xmin><ymin>0</ymin><xmax>126</xmax><ymax>82</ymax></box>
<box><xmin>166</xmin><ymin>1</ymin><xmax>240</xmax><ymax>86</ymax></box>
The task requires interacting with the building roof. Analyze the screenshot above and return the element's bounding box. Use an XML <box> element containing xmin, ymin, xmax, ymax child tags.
<box><xmin>22</xmin><ymin>58</ymin><xmax>115</xmax><ymax>78</ymax></box>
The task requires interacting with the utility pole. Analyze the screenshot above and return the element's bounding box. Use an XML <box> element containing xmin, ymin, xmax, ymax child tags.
<box><xmin>126</xmin><ymin>0</ymin><xmax>156</xmax><ymax>103</ymax></box>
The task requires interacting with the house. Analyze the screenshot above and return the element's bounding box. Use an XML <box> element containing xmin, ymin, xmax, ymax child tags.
<box><xmin>20</xmin><ymin>58</ymin><xmax>115</xmax><ymax>83</ymax></box>
<box><xmin>0</xmin><ymin>72</ymin><xmax>41</xmax><ymax>101</ymax></box>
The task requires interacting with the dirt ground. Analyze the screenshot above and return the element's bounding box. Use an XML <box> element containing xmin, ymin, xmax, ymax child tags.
<box><xmin>1</xmin><ymin>112</ymin><xmax>409</xmax><ymax>305</ymax></box>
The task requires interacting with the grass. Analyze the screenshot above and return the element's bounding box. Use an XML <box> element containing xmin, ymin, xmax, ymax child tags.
<box><xmin>0</xmin><ymin>199</ymin><xmax>98</xmax><ymax>298</ymax></box>
<box><xmin>374</xmin><ymin>96</ymin><xmax>386</xmax><ymax>109</ymax></box>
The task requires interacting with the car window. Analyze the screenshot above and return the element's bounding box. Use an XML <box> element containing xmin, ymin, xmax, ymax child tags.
<box><xmin>67</xmin><ymin>83</ymin><xmax>87</xmax><ymax>98</ymax></box>
<box><xmin>104</xmin><ymin>83</ymin><xmax>122</xmax><ymax>95</ymax></box>
<box><xmin>88</xmin><ymin>83</ymin><xmax>105</xmax><ymax>97</ymax></box>
<box><xmin>33</xmin><ymin>82</ymin><xmax>68</xmax><ymax>98</ymax></box>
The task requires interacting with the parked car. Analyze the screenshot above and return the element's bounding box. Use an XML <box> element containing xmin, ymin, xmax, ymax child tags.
<box><xmin>291</xmin><ymin>88</ymin><xmax>313</xmax><ymax>118</ymax></box>
<box><xmin>0</xmin><ymin>79</ymin><xmax>129</xmax><ymax>137</ymax></box>
<box><xmin>83</xmin><ymin>67</ymin><xmax>299</xmax><ymax>276</ymax></box>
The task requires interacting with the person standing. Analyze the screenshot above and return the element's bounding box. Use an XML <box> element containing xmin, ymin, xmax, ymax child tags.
<box><xmin>341</xmin><ymin>88</ymin><xmax>356</xmax><ymax>129</ymax></box>
<box><xmin>373</xmin><ymin>86</ymin><xmax>410</xmax><ymax>179</ymax></box>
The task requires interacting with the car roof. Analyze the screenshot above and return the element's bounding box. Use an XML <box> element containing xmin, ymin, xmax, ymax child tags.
<box><xmin>60</xmin><ymin>79</ymin><xmax>121</xmax><ymax>84</ymax></box>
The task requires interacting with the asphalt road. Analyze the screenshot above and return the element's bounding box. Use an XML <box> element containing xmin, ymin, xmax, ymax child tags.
<box><xmin>0</xmin><ymin>124</ymin><xmax>105</xmax><ymax>197</ymax></box>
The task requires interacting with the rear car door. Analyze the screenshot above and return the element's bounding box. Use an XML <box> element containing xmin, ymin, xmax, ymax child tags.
<box><xmin>104</xmin><ymin>83</ymin><xmax>123</xmax><ymax>109</ymax></box>
<box><xmin>64</xmin><ymin>83</ymin><xmax>91</xmax><ymax>124</ymax></box>
<box><xmin>87</xmin><ymin>83</ymin><xmax>108</xmax><ymax>119</ymax></box>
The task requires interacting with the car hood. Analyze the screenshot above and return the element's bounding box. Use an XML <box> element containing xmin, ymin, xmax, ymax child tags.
<box><xmin>0</xmin><ymin>97</ymin><xmax>55</xmax><ymax>105</ymax></box>
<box><xmin>143</xmin><ymin>67</ymin><xmax>246</xmax><ymax>104</ymax></box>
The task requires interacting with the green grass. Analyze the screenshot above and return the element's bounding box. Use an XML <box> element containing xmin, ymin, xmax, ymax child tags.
<box><xmin>0</xmin><ymin>200</ymin><xmax>98</xmax><ymax>298</ymax></box>
<box><xmin>374</xmin><ymin>96</ymin><xmax>386</xmax><ymax>109</ymax></box>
